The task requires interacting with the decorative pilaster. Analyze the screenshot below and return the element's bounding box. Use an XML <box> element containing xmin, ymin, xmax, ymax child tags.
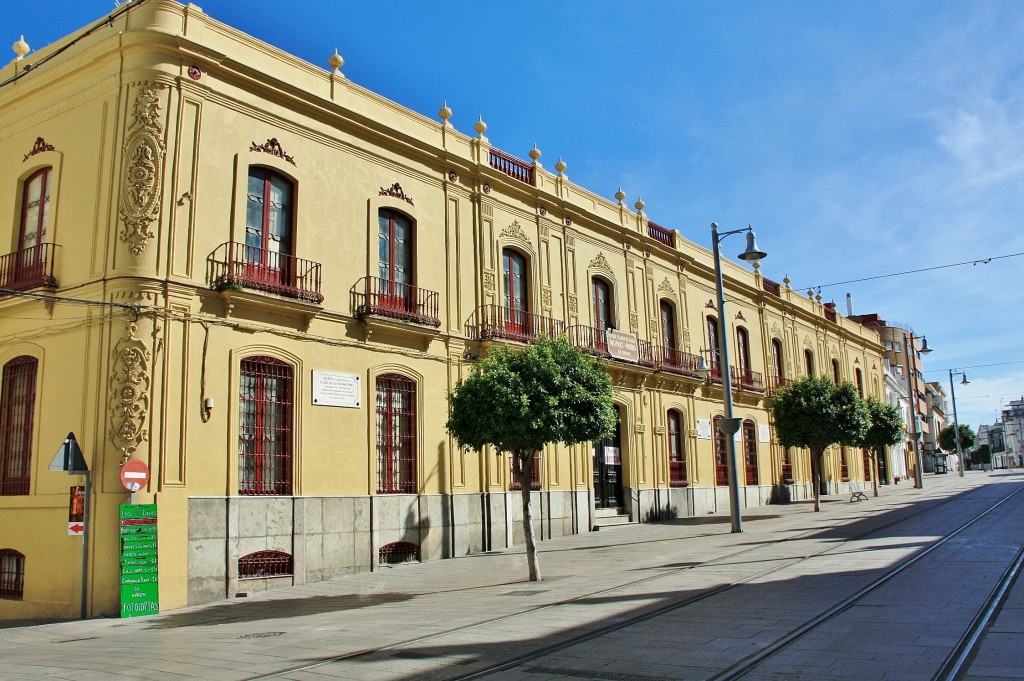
<box><xmin>118</xmin><ymin>84</ymin><xmax>166</xmax><ymax>257</ymax></box>
<box><xmin>109</xmin><ymin>322</ymin><xmax>152</xmax><ymax>463</ymax></box>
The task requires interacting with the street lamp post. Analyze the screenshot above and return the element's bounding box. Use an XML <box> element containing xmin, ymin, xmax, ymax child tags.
<box><xmin>709</xmin><ymin>223</ymin><xmax>766</xmax><ymax>534</ymax></box>
<box><xmin>901</xmin><ymin>331</ymin><xmax>931</xmax><ymax>489</ymax></box>
<box><xmin>949</xmin><ymin>369</ymin><xmax>968</xmax><ymax>478</ymax></box>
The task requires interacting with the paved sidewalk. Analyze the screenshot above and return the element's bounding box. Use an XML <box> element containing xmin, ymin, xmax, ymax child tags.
<box><xmin>0</xmin><ymin>471</ymin><xmax>1017</xmax><ymax>680</ymax></box>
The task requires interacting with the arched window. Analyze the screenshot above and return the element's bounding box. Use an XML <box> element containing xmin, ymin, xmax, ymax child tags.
<box><xmin>0</xmin><ymin>549</ymin><xmax>25</xmax><ymax>599</ymax></box>
<box><xmin>736</xmin><ymin>327</ymin><xmax>752</xmax><ymax>379</ymax></box>
<box><xmin>660</xmin><ymin>300</ymin><xmax>677</xmax><ymax>350</ymax></box>
<box><xmin>832</xmin><ymin>359</ymin><xmax>841</xmax><ymax>383</ymax></box>
<box><xmin>377</xmin><ymin>374</ymin><xmax>417</xmax><ymax>493</ymax></box>
<box><xmin>238</xmin><ymin>550</ymin><xmax>293</xmax><ymax>579</ymax></box>
<box><xmin>1</xmin><ymin>357</ymin><xmax>38</xmax><ymax>496</ymax></box>
<box><xmin>244</xmin><ymin>167</ymin><xmax>294</xmax><ymax>289</ymax></box>
<box><xmin>668</xmin><ymin>409</ymin><xmax>687</xmax><ymax>487</ymax></box>
<box><xmin>713</xmin><ymin>415</ymin><xmax>728</xmax><ymax>486</ymax></box>
<box><xmin>771</xmin><ymin>338</ymin><xmax>785</xmax><ymax>389</ymax></box>
<box><xmin>855</xmin><ymin>368</ymin><xmax>864</xmax><ymax>397</ymax></box>
<box><xmin>707</xmin><ymin>317</ymin><xmax>722</xmax><ymax>379</ymax></box>
<box><xmin>14</xmin><ymin>168</ymin><xmax>52</xmax><ymax>286</ymax></box>
<box><xmin>743</xmin><ymin>419</ymin><xmax>758</xmax><ymax>485</ymax></box>
<box><xmin>378</xmin><ymin>209</ymin><xmax>414</xmax><ymax>309</ymax></box>
<box><xmin>238</xmin><ymin>357</ymin><xmax>293</xmax><ymax>496</ymax></box>
<box><xmin>502</xmin><ymin>248</ymin><xmax>529</xmax><ymax>334</ymax></box>
<box><xmin>804</xmin><ymin>349</ymin><xmax>815</xmax><ymax>377</ymax></box>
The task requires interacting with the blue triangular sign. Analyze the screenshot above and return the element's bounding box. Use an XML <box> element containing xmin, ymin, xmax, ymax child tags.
<box><xmin>48</xmin><ymin>432</ymin><xmax>88</xmax><ymax>475</ymax></box>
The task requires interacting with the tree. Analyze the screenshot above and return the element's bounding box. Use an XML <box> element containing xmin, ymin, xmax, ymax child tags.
<box><xmin>446</xmin><ymin>335</ymin><xmax>616</xmax><ymax>581</ymax></box>
<box><xmin>938</xmin><ymin>423</ymin><xmax>977</xmax><ymax>457</ymax></box>
<box><xmin>856</xmin><ymin>398</ymin><xmax>905</xmax><ymax>498</ymax></box>
<box><xmin>768</xmin><ymin>376</ymin><xmax>870</xmax><ymax>512</ymax></box>
<box><xmin>972</xmin><ymin>444</ymin><xmax>992</xmax><ymax>466</ymax></box>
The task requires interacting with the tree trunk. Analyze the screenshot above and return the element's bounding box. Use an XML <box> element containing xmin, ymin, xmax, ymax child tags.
<box><xmin>514</xmin><ymin>449</ymin><xmax>542</xmax><ymax>582</ymax></box>
<box><xmin>811</xmin><ymin>448</ymin><xmax>822</xmax><ymax>512</ymax></box>
<box><xmin>871</xmin><ymin>447</ymin><xmax>880</xmax><ymax>497</ymax></box>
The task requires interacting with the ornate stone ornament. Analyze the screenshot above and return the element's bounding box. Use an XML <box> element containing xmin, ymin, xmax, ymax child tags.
<box><xmin>658</xmin><ymin>277</ymin><xmax>674</xmax><ymax>296</ymax></box>
<box><xmin>379</xmin><ymin>182</ymin><xmax>414</xmax><ymax>206</ymax></box>
<box><xmin>109</xmin><ymin>322</ymin><xmax>151</xmax><ymax>462</ymax></box>
<box><xmin>483</xmin><ymin>271</ymin><xmax>496</xmax><ymax>293</ymax></box>
<box><xmin>649</xmin><ymin>320</ymin><xmax>659</xmax><ymax>338</ymax></box>
<box><xmin>250</xmin><ymin>137</ymin><xmax>296</xmax><ymax>166</ymax></box>
<box><xmin>567</xmin><ymin>294</ymin><xmax>578</xmax><ymax>314</ymax></box>
<box><xmin>500</xmin><ymin>220</ymin><xmax>531</xmax><ymax>245</ymax></box>
<box><xmin>118</xmin><ymin>84</ymin><xmax>166</xmax><ymax>256</ymax></box>
<box><xmin>23</xmin><ymin>137</ymin><xmax>56</xmax><ymax>161</ymax></box>
<box><xmin>542</xmin><ymin>288</ymin><xmax>552</xmax><ymax>308</ymax></box>
<box><xmin>629</xmin><ymin>312</ymin><xmax>639</xmax><ymax>334</ymax></box>
<box><xmin>589</xmin><ymin>252</ymin><xmax>611</xmax><ymax>271</ymax></box>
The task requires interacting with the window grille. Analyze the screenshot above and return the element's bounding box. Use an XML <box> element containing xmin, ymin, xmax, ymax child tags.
<box><xmin>509</xmin><ymin>454</ymin><xmax>542</xmax><ymax>491</ymax></box>
<box><xmin>713</xmin><ymin>416</ymin><xmax>728</xmax><ymax>486</ymax></box>
<box><xmin>840</xmin><ymin>448</ymin><xmax>850</xmax><ymax>482</ymax></box>
<box><xmin>668</xmin><ymin>410</ymin><xmax>688</xmax><ymax>487</ymax></box>
<box><xmin>379</xmin><ymin>542</ymin><xmax>419</xmax><ymax>565</ymax></box>
<box><xmin>238</xmin><ymin>357</ymin><xmax>293</xmax><ymax>496</ymax></box>
<box><xmin>1</xmin><ymin>357</ymin><xmax>37</xmax><ymax>496</ymax></box>
<box><xmin>0</xmin><ymin>549</ymin><xmax>25</xmax><ymax>599</ymax></box>
<box><xmin>376</xmin><ymin>374</ymin><xmax>416</xmax><ymax>493</ymax></box>
<box><xmin>238</xmin><ymin>550</ymin><xmax>292</xmax><ymax>579</ymax></box>
<box><xmin>743</xmin><ymin>420</ymin><xmax>758</xmax><ymax>486</ymax></box>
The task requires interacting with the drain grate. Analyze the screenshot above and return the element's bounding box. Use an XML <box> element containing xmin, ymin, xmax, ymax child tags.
<box><xmin>237</xmin><ymin>631</ymin><xmax>285</xmax><ymax>639</ymax></box>
<box><xmin>500</xmin><ymin>590</ymin><xmax>546</xmax><ymax>597</ymax></box>
<box><xmin>390</xmin><ymin>651</ymin><xmax>477</xmax><ymax>665</ymax></box>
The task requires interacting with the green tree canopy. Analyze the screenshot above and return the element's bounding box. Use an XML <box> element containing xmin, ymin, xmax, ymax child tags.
<box><xmin>768</xmin><ymin>376</ymin><xmax>870</xmax><ymax>511</ymax></box>
<box><xmin>446</xmin><ymin>335</ymin><xmax>616</xmax><ymax>580</ymax></box>
<box><xmin>856</xmin><ymin>397</ymin><xmax>905</xmax><ymax>497</ymax></box>
<box><xmin>972</xmin><ymin>443</ymin><xmax>992</xmax><ymax>465</ymax></box>
<box><xmin>938</xmin><ymin>423</ymin><xmax>977</xmax><ymax>453</ymax></box>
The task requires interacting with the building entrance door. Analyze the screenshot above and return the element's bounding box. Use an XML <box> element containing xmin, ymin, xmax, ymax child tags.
<box><xmin>877</xmin><ymin>450</ymin><xmax>889</xmax><ymax>484</ymax></box>
<box><xmin>594</xmin><ymin>405</ymin><xmax>623</xmax><ymax>509</ymax></box>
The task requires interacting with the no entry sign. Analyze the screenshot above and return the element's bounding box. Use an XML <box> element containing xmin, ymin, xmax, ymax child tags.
<box><xmin>120</xmin><ymin>460</ymin><xmax>150</xmax><ymax>492</ymax></box>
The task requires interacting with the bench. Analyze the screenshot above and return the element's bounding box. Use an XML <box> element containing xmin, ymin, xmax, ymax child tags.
<box><xmin>849</xmin><ymin>483</ymin><xmax>869</xmax><ymax>502</ymax></box>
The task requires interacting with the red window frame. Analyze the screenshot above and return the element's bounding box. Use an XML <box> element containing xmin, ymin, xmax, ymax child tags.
<box><xmin>771</xmin><ymin>339</ymin><xmax>785</xmax><ymax>382</ymax></box>
<box><xmin>840</xmin><ymin>447</ymin><xmax>850</xmax><ymax>482</ymax></box>
<box><xmin>736</xmin><ymin>327</ymin><xmax>751</xmax><ymax>376</ymax></box>
<box><xmin>862</xmin><ymin>449</ymin><xmax>872</xmax><ymax>481</ymax></box>
<box><xmin>502</xmin><ymin>248</ymin><xmax>529</xmax><ymax>335</ymax></box>
<box><xmin>668</xmin><ymin>410</ymin><xmax>687</xmax><ymax>487</ymax></box>
<box><xmin>0</xmin><ymin>549</ymin><xmax>25</xmax><ymax>599</ymax></box>
<box><xmin>378</xmin><ymin>209</ymin><xmax>414</xmax><ymax>308</ymax></box>
<box><xmin>16</xmin><ymin>168</ymin><xmax>51</xmax><ymax>284</ymax></box>
<box><xmin>832</xmin><ymin>359</ymin><xmax>841</xmax><ymax>383</ymax></box>
<box><xmin>804</xmin><ymin>349</ymin><xmax>815</xmax><ymax>377</ymax></box>
<box><xmin>377</xmin><ymin>374</ymin><xmax>416</xmax><ymax>494</ymax></box>
<box><xmin>855</xmin><ymin>368</ymin><xmax>864</xmax><ymax>397</ymax></box>
<box><xmin>707</xmin><ymin>316</ymin><xmax>722</xmax><ymax>372</ymax></box>
<box><xmin>244</xmin><ymin>167</ymin><xmax>294</xmax><ymax>287</ymax></box>
<box><xmin>509</xmin><ymin>454</ymin><xmax>542</xmax><ymax>491</ymax></box>
<box><xmin>660</xmin><ymin>300</ymin><xmax>676</xmax><ymax>350</ymax></box>
<box><xmin>1</xmin><ymin>357</ymin><xmax>38</xmax><ymax>496</ymax></box>
<box><xmin>238</xmin><ymin>357</ymin><xmax>293</xmax><ymax>496</ymax></box>
<box><xmin>743</xmin><ymin>419</ymin><xmax>758</xmax><ymax>486</ymax></box>
<box><xmin>713</xmin><ymin>415</ymin><xmax>728</xmax><ymax>486</ymax></box>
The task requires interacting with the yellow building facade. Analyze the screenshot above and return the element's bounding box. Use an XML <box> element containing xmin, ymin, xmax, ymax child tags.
<box><xmin>0</xmin><ymin>0</ymin><xmax>885</xmax><ymax>619</ymax></box>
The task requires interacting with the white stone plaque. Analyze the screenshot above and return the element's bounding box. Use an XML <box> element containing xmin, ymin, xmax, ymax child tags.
<box><xmin>606</xmin><ymin>329</ymin><xmax>639</xmax><ymax>363</ymax></box>
<box><xmin>312</xmin><ymin>371</ymin><xmax>361</xmax><ymax>408</ymax></box>
<box><xmin>759</xmin><ymin>424</ymin><xmax>770</xmax><ymax>443</ymax></box>
<box><xmin>696</xmin><ymin>419</ymin><xmax>712</xmax><ymax>440</ymax></box>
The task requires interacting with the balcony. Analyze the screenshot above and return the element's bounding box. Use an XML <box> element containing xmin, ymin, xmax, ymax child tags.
<box><xmin>0</xmin><ymin>243</ymin><xmax>58</xmax><ymax>291</ymax></box>
<box><xmin>762</xmin><ymin>278</ymin><xmax>781</xmax><ymax>296</ymax></box>
<box><xmin>489</xmin><ymin>147</ymin><xmax>535</xmax><ymax>186</ymax></box>
<box><xmin>355</xmin><ymin>276</ymin><xmax>440</xmax><ymax>327</ymax></box>
<box><xmin>823</xmin><ymin>303</ymin><xmax>837</xmax><ymax>323</ymax></box>
<box><xmin>732</xmin><ymin>366</ymin><xmax>766</xmax><ymax>393</ymax></box>
<box><xmin>657</xmin><ymin>346</ymin><xmax>705</xmax><ymax>379</ymax></box>
<box><xmin>211</xmin><ymin>242</ymin><xmax>323</xmax><ymax>303</ymax></box>
<box><xmin>568</xmin><ymin>324</ymin><xmax>610</xmax><ymax>357</ymax></box>
<box><xmin>647</xmin><ymin>221</ymin><xmax>674</xmax><ymax>247</ymax></box>
<box><xmin>768</xmin><ymin>375</ymin><xmax>793</xmax><ymax>394</ymax></box>
<box><xmin>477</xmin><ymin>305</ymin><xmax>565</xmax><ymax>343</ymax></box>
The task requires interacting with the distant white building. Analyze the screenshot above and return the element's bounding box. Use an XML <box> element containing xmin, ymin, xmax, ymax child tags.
<box><xmin>883</xmin><ymin>359</ymin><xmax>910</xmax><ymax>483</ymax></box>
<box><xmin>1000</xmin><ymin>398</ymin><xmax>1024</xmax><ymax>468</ymax></box>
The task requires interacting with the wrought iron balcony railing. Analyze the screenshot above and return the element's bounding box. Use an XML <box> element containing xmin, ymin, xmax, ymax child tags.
<box><xmin>731</xmin><ymin>366</ymin><xmax>766</xmax><ymax>392</ymax></box>
<box><xmin>356</xmin><ymin>276</ymin><xmax>440</xmax><ymax>327</ymax></box>
<box><xmin>762</xmin><ymin>278</ymin><xmax>781</xmax><ymax>296</ymax></box>
<box><xmin>0</xmin><ymin>243</ymin><xmax>58</xmax><ymax>291</ymax></box>
<box><xmin>657</xmin><ymin>346</ymin><xmax>705</xmax><ymax>378</ymax></box>
<box><xmin>489</xmin><ymin>147</ymin><xmax>535</xmax><ymax>186</ymax></box>
<box><xmin>477</xmin><ymin>305</ymin><xmax>565</xmax><ymax>343</ymax></box>
<box><xmin>647</xmin><ymin>221</ymin><xmax>674</xmax><ymax>247</ymax></box>
<box><xmin>568</xmin><ymin>324</ymin><xmax>610</xmax><ymax>357</ymax></box>
<box><xmin>211</xmin><ymin>242</ymin><xmax>323</xmax><ymax>304</ymax></box>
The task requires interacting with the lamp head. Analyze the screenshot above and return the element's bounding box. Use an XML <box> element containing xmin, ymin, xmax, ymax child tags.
<box><xmin>738</xmin><ymin>228</ymin><xmax>767</xmax><ymax>262</ymax></box>
<box><xmin>918</xmin><ymin>337</ymin><xmax>932</xmax><ymax>354</ymax></box>
<box><xmin>961</xmin><ymin>374</ymin><xmax>969</xmax><ymax>385</ymax></box>
<box><xmin>695</xmin><ymin>353</ymin><xmax>711</xmax><ymax>379</ymax></box>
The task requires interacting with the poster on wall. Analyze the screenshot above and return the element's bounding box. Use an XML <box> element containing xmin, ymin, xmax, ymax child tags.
<box><xmin>696</xmin><ymin>419</ymin><xmax>712</xmax><ymax>440</ymax></box>
<box><xmin>759</xmin><ymin>425</ymin><xmax>771</xmax><ymax>443</ymax></box>
<box><xmin>604</xmin><ymin>446</ymin><xmax>621</xmax><ymax>465</ymax></box>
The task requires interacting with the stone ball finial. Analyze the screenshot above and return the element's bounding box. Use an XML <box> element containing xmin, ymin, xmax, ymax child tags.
<box><xmin>13</xmin><ymin>35</ymin><xmax>29</xmax><ymax>61</ymax></box>
<box><xmin>634</xmin><ymin>197</ymin><xmax>645</xmax><ymax>212</ymax></box>
<box><xmin>615</xmin><ymin>187</ymin><xmax>626</xmax><ymax>203</ymax></box>
<box><xmin>439</xmin><ymin>101</ymin><xmax>452</xmax><ymax>122</ymax></box>
<box><xmin>752</xmin><ymin>261</ymin><xmax>760</xmax><ymax>271</ymax></box>
<box><xmin>807</xmin><ymin>289</ymin><xmax>814</xmax><ymax>298</ymax></box>
<box><xmin>474</xmin><ymin>116</ymin><xmax>487</xmax><ymax>135</ymax></box>
<box><xmin>529</xmin><ymin>144</ymin><xmax>541</xmax><ymax>161</ymax></box>
<box><xmin>783</xmin><ymin>275</ymin><xmax>791</xmax><ymax>286</ymax></box>
<box><xmin>328</xmin><ymin>48</ymin><xmax>344</xmax><ymax>73</ymax></box>
<box><xmin>815</xmin><ymin>292</ymin><xmax>822</xmax><ymax>302</ymax></box>
<box><xmin>555</xmin><ymin>157</ymin><xmax>566</xmax><ymax>173</ymax></box>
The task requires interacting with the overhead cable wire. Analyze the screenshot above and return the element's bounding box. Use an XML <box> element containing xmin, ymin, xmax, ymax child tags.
<box><xmin>800</xmin><ymin>251</ymin><xmax>1024</xmax><ymax>291</ymax></box>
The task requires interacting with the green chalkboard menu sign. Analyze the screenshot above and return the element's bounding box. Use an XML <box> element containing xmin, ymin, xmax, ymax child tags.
<box><xmin>119</xmin><ymin>504</ymin><xmax>159</xmax><ymax>618</ymax></box>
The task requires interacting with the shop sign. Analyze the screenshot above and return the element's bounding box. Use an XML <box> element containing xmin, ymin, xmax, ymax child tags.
<box><xmin>606</xmin><ymin>330</ymin><xmax>639</xmax><ymax>363</ymax></box>
<box><xmin>120</xmin><ymin>504</ymin><xmax>159</xmax><ymax>618</ymax></box>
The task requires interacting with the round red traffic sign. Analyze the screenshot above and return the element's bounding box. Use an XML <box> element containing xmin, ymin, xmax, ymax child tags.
<box><xmin>120</xmin><ymin>459</ymin><xmax>150</xmax><ymax>492</ymax></box>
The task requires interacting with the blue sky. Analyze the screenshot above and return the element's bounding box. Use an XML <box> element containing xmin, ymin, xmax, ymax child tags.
<box><xmin>9</xmin><ymin>1</ymin><xmax>1024</xmax><ymax>431</ymax></box>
